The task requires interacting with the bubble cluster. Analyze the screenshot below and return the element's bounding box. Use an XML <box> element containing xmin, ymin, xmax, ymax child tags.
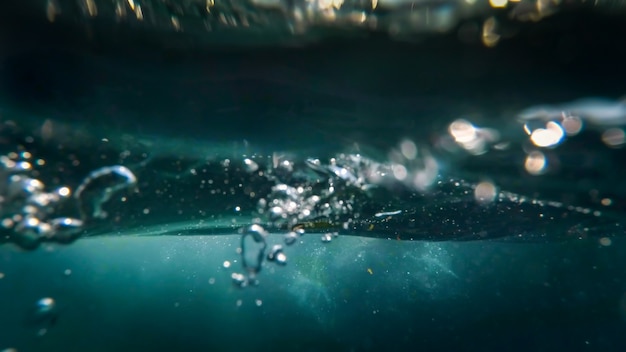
<box><xmin>517</xmin><ymin>98</ymin><xmax>626</xmax><ymax>175</ymax></box>
<box><xmin>0</xmin><ymin>149</ymin><xmax>137</xmax><ymax>249</ymax></box>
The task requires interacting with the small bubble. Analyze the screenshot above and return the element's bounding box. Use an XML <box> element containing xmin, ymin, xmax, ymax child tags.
<box><xmin>36</xmin><ymin>297</ymin><xmax>55</xmax><ymax>313</ymax></box>
<box><xmin>243</xmin><ymin>158</ymin><xmax>259</xmax><ymax>173</ymax></box>
<box><xmin>255</xmin><ymin>299</ymin><xmax>263</xmax><ymax>307</ymax></box>
<box><xmin>57</xmin><ymin>187</ymin><xmax>71</xmax><ymax>197</ymax></box>
<box><xmin>400</xmin><ymin>140</ymin><xmax>418</xmax><ymax>160</ymax></box>
<box><xmin>18</xmin><ymin>161</ymin><xmax>32</xmax><ymax>170</ymax></box>
<box><xmin>1</xmin><ymin>218</ymin><xmax>13</xmax><ymax>228</ymax></box>
<box><xmin>525</xmin><ymin>151</ymin><xmax>547</xmax><ymax>175</ymax></box>
<box><xmin>0</xmin><ymin>272</ymin><xmax>4</xmax><ymax>279</ymax></box>
<box><xmin>602</xmin><ymin>128</ymin><xmax>625</xmax><ymax>148</ymax></box>
<box><xmin>231</xmin><ymin>273</ymin><xmax>247</xmax><ymax>288</ymax></box>
<box><xmin>267</xmin><ymin>245</ymin><xmax>287</xmax><ymax>266</ymax></box>
<box><xmin>63</xmin><ymin>269</ymin><xmax>72</xmax><ymax>276</ymax></box>
<box><xmin>223</xmin><ymin>261</ymin><xmax>231</xmax><ymax>268</ymax></box>
<box><xmin>474</xmin><ymin>181</ymin><xmax>497</xmax><ymax>204</ymax></box>
<box><xmin>601</xmin><ymin>198</ymin><xmax>613</xmax><ymax>206</ymax></box>
<box><xmin>284</xmin><ymin>231</ymin><xmax>298</xmax><ymax>245</ymax></box>
<box><xmin>321</xmin><ymin>233</ymin><xmax>333</xmax><ymax>243</ymax></box>
<box><xmin>599</xmin><ymin>237</ymin><xmax>612</xmax><ymax>247</ymax></box>
<box><xmin>208</xmin><ymin>277</ymin><xmax>215</xmax><ymax>285</ymax></box>
<box><xmin>236</xmin><ymin>299</ymin><xmax>243</xmax><ymax>307</ymax></box>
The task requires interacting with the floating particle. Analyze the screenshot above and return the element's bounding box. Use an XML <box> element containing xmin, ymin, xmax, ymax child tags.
<box><xmin>321</xmin><ymin>233</ymin><xmax>333</xmax><ymax>243</ymax></box>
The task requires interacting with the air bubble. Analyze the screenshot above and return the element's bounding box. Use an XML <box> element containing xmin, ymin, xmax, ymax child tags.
<box><xmin>36</xmin><ymin>297</ymin><xmax>55</xmax><ymax>313</ymax></box>
<box><xmin>25</xmin><ymin>297</ymin><xmax>58</xmax><ymax>334</ymax></box>
<box><xmin>240</xmin><ymin>225</ymin><xmax>268</xmax><ymax>274</ymax></box>
<box><xmin>321</xmin><ymin>233</ymin><xmax>333</xmax><ymax>243</ymax></box>
<box><xmin>231</xmin><ymin>273</ymin><xmax>247</xmax><ymax>288</ymax></box>
<box><xmin>284</xmin><ymin>231</ymin><xmax>299</xmax><ymax>245</ymax></box>
<box><xmin>243</xmin><ymin>158</ymin><xmax>259</xmax><ymax>173</ymax></box>
<box><xmin>75</xmin><ymin>165</ymin><xmax>137</xmax><ymax>220</ymax></box>
<box><xmin>267</xmin><ymin>245</ymin><xmax>287</xmax><ymax>266</ymax></box>
<box><xmin>49</xmin><ymin>218</ymin><xmax>84</xmax><ymax>243</ymax></box>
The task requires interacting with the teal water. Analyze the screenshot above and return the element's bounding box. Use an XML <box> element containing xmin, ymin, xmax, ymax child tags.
<box><xmin>1</xmin><ymin>6</ymin><xmax>626</xmax><ymax>352</ymax></box>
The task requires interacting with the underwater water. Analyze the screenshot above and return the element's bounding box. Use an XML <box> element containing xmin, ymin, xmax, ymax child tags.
<box><xmin>2</xmin><ymin>1</ymin><xmax>626</xmax><ymax>351</ymax></box>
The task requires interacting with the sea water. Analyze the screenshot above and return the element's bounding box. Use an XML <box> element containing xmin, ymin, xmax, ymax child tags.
<box><xmin>1</xmin><ymin>4</ymin><xmax>626</xmax><ymax>352</ymax></box>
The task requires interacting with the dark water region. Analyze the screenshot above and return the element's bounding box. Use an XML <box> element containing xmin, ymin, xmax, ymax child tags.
<box><xmin>1</xmin><ymin>4</ymin><xmax>626</xmax><ymax>150</ymax></box>
<box><xmin>1</xmin><ymin>2</ymin><xmax>626</xmax><ymax>352</ymax></box>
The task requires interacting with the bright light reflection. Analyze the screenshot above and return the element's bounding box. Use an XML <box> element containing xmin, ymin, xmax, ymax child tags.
<box><xmin>474</xmin><ymin>181</ymin><xmax>497</xmax><ymax>204</ymax></box>
<box><xmin>57</xmin><ymin>187</ymin><xmax>71</xmax><ymax>197</ymax></box>
<box><xmin>400</xmin><ymin>140</ymin><xmax>418</xmax><ymax>160</ymax></box>
<box><xmin>392</xmin><ymin>164</ymin><xmax>408</xmax><ymax>181</ymax></box>
<box><xmin>448</xmin><ymin>119</ymin><xmax>498</xmax><ymax>155</ymax></box>
<box><xmin>601</xmin><ymin>128</ymin><xmax>625</xmax><ymax>148</ymax></box>
<box><xmin>525</xmin><ymin>151</ymin><xmax>547</xmax><ymax>175</ymax></box>
<box><xmin>530</xmin><ymin>121</ymin><xmax>564</xmax><ymax>147</ymax></box>
<box><xmin>482</xmin><ymin>17</ymin><xmax>500</xmax><ymax>47</ymax></box>
<box><xmin>561</xmin><ymin>115</ymin><xmax>583</xmax><ymax>136</ymax></box>
<box><xmin>489</xmin><ymin>0</ymin><xmax>508</xmax><ymax>8</ymax></box>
